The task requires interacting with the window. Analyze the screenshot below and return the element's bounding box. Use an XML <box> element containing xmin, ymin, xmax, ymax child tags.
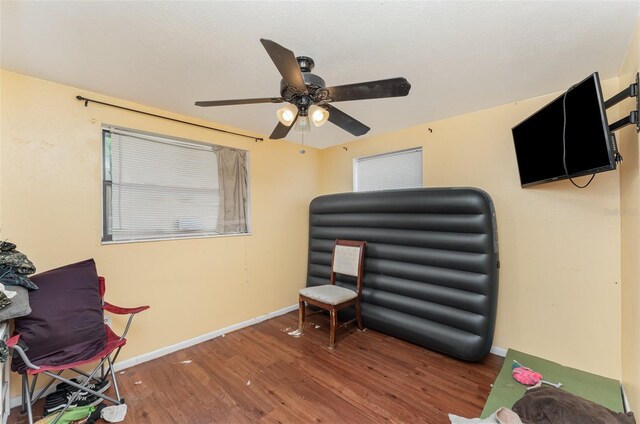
<box><xmin>353</xmin><ymin>148</ymin><xmax>423</xmax><ymax>192</ymax></box>
<box><xmin>102</xmin><ymin>127</ymin><xmax>249</xmax><ymax>243</ymax></box>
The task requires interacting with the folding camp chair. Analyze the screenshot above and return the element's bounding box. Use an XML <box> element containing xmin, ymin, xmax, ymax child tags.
<box><xmin>7</xmin><ymin>259</ymin><xmax>149</xmax><ymax>424</ymax></box>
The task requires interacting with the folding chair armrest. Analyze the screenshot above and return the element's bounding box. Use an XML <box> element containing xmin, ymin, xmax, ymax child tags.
<box><xmin>103</xmin><ymin>302</ymin><xmax>150</xmax><ymax>315</ymax></box>
<box><xmin>103</xmin><ymin>302</ymin><xmax>149</xmax><ymax>341</ymax></box>
<box><xmin>6</xmin><ymin>334</ymin><xmax>20</xmax><ymax>349</ymax></box>
<box><xmin>6</xmin><ymin>333</ymin><xmax>40</xmax><ymax>371</ymax></box>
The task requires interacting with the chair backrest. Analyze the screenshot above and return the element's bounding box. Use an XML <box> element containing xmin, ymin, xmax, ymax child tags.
<box><xmin>330</xmin><ymin>240</ymin><xmax>366</xmax><ymax>294</ymax></box>
<box><xmin>11</xmin><ymin>259</ymin><xmax>107</xmax><ymax>373</ymax></box>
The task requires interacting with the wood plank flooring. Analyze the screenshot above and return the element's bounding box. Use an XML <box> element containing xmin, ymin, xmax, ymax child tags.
<box><xmin>8</xmin><ymin>311</ymin><xmax>503</xmax><ymax>423</ymax></box>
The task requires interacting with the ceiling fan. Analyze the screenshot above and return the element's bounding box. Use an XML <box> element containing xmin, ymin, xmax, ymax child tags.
<box><xmin>195</xmin><ymin>39</ymin><xmax>412</xmax><ymax>140</ymax></box>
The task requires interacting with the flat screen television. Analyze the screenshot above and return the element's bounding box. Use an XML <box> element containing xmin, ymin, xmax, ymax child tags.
<box><xmin>512</xmin><ymin>72</ymin><xmax>616</xmax><ymax>187</ymax></box>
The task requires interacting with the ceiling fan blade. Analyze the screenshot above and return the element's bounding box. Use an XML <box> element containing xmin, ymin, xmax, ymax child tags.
<box><xmin>325</xmin><ymin>104</ymin><xmax>370</xmax><ymax>136</ymax></box>
<box><xmin>325</xmin><ymin>77</ymin><xmax>411</xmax><ymax>102</ymax></box>
<box><xmin>195</xmin><ymin>97</ymin><xmax>283</xmax><ymax>107</ymax></box>
<box><xmin>269</xmin><ymin>119</ymin><xmax>295</xmax><ymax>140</ymax></box>
<box><xmin>260</xmin><ymin>39</ymin><xmax>307</xmax><ymax>92</ymax></box>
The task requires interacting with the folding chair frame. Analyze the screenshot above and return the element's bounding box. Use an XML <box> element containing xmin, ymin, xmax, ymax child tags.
<box><xmin>8</xmin><ymin>276</ymin><xmax>149</xmax><ymax>424</ymax></box>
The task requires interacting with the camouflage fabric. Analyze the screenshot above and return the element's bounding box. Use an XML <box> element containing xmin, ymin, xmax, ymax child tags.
<box><xmin>0</xmin><ymin>242</ymin><xmax>16</xmax><ymax>252</ymax></box>
<box><xmin>0</xmin><ymin>266</ymin><xmax>38</xmax><ymax>290</ymax></box>
<box><xmin>0</xmin><ymin>340</ymin><xmax>8</xmax><ymax>363</ymax></box>
<box><xmin>0</xmin><ymin>242</ymin><xmax>36</xmax><ymax>275</ymax></box>
<box><xmin>0</xmin><ymin>292</ymin><xmax>11</xmax><ymax>310</ymax></box>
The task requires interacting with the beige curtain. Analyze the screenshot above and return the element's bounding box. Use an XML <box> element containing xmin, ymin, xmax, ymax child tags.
<box><xmin>216</xmin><ymin>148</ymin><xmax>248</xmax><ymax>234</ymax></box>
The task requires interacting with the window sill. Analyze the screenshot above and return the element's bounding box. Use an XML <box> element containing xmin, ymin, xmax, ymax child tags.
<box><xmin>101</xmin><ymin>232</ymin><xmax>251</xmax><ymax>245</ymax></box>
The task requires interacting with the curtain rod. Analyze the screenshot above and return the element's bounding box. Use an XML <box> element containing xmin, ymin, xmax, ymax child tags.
<box><xmin>75</xmin><ymin>95</ymin><xmax>264</xmax><ymax>142</ymax></box>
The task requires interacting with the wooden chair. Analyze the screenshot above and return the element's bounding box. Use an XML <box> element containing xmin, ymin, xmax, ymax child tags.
<box><xmin>298</xmin><ymin>239</ymin><xmax>367</xmax><ymax>349</ymax></box>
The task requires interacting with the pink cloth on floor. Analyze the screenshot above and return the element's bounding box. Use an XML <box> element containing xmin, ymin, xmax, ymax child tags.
<box><xmin>512</xmin><ymin>366</ymin><xmax>542</xmax><ymax>385</ymax></box>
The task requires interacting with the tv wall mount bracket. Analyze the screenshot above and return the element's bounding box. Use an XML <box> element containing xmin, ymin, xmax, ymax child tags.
<box><xmin>604</xmin><ymin>72</ymin><xmax>640</xmax><ymax>133</ymax></box>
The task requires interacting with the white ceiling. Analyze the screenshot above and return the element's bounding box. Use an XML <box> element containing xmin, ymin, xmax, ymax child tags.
<box><xmin>2</xmin><ymin>1</ymin><xmax>639</xmax><ymax>149</ymax></box>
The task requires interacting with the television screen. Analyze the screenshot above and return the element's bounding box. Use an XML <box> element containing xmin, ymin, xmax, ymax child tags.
<box><xmin>512</xmin><ymin>72</ymin><xmax>616</xmax><ymax>187</ymax></box>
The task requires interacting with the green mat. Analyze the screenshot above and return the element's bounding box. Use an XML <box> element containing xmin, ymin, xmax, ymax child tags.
<box><xmin>481</xmin><ymin>349</ymin><xmax>623</xmax><ymax>418</ymax></box>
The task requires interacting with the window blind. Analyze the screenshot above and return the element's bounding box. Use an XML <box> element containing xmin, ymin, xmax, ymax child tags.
<box><xmin>104</xmin><ymin>128</ymin><xmax>220</xmax><ymax>242</ymax></box>
<box><xmin>354</xmin><ymin>148</ymin><xmax>423</xmax><ymax>192</ymax></box>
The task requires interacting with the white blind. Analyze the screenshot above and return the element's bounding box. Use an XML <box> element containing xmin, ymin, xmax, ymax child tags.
<box><xmin>105</xmin><ymin>128</ymin><xmax>220</xmax><ymax>242</ymax></box>
<box><xmin>354</xmin><ymin>148</ymin><xmax>423</xmax><ymax>192</ymax></box>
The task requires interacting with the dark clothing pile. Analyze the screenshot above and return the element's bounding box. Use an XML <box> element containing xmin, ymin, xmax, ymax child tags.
<box><xmin>512</xmin><ymin>386</ymin><xmax>636</xmax><ymax>424</ymax></box>
<box><xmin>0</xmin><ymin>241</ymin><xmax>38</xmax><ymax>291</ymax></box>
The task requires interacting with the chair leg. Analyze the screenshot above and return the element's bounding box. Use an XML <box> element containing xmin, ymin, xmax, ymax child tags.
<box><xmin>20</xmin><ymin>374</ymin><xmax>26</xmax><ymax>414</ymax></box>
<box><xmin>102</xmin><ymin>345</ymin><xmax>123</xmax><ymax>383</ymax></box>
<box><xmin>356</xmin><ymin>301</ymin><xmax>364</xmax><ymax>331</ymax></box>
<box><xmin>31</xmin><ymin>372</ymin><xmax>57</xmax><ymax>405</ymax></box>
<box><xmin>107</xmin><ymin>356</ymin><xmax>123</xmax><ymax>403</ymax></box>
<box><xmin>298</xmin><ymin>298</ymin><xmax>306</xmax><ymax>333</ymax></box>
<box><xmin>22</xmin><ymin>374</ymin><xmax>33</xmax><ymax>424</ymax></box>
<box><xmin>329</xmin><ymin>308</ymin><xmax>337</xmax><ymax>350</ymax></box>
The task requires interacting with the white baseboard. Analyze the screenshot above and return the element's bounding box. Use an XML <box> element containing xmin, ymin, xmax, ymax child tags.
<box><xmin>490</xmin><ymin>345</ymin><xmax>508</xmax><ymax>357</ymax></box>
<box><xmin>9</xmin><ymin>304</ymin><xmax>298</xmax><ymax>409</ymax></box>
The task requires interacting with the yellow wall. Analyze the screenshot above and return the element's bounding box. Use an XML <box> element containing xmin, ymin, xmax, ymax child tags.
<box><xmin>319</xmin><ymin>79</ymin><xmax>623</xmax><ymax>379</ymax></box>
<box><xmin>0</xmin><ymin>70</ymin><xmax>321</xmax><ymax>394</ymax></box>
<box><xmin>619</xmin><ymin>19</ymin><xmax>640</xmax><ymax>412</ymax></box>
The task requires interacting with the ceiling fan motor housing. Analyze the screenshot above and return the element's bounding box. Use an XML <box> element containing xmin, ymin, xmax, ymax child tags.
<box><xmin>279</xmin><ymin>56</ymin><xmax>327</xmax><ymax>109</ymax></box>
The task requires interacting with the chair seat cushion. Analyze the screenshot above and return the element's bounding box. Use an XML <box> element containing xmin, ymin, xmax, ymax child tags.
<box><xmin>299</xmin><ymin>285</ymin><xmax>357</xmax><ymax>305</ymax></box>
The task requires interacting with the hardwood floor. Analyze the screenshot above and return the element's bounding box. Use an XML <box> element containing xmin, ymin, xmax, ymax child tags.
<box><xmin>8</xmin><ymin>311</ymin><xmax>503</xmax><ymax>423</ymax></box>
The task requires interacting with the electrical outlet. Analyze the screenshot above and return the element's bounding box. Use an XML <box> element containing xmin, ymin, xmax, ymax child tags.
<box><xmin>104</xmin><ymin>314</ymin><xmax>112</xmax><ymax>326</ymax></box>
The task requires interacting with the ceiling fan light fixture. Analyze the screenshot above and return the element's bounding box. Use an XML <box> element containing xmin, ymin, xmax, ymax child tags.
<box><xmin>309</xmin><ymin>105</ymin><xmax>329</xmax><ymax>127</ymax></box>
<box><xmin>276</xmin><ymin>104</ymin><xmax>298</xmax><ymax>126</ymax></box>
<box><xmin>293</xmin><ymin>114</ymin><xmax>311</xmax><ymax>133</ymax></box>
